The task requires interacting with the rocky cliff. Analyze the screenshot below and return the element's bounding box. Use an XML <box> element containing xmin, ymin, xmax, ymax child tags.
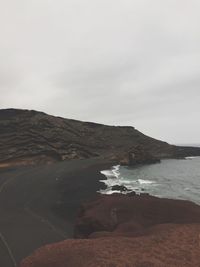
<box><xmin>0</xmin><ymin>108</ymin><xmax>200</xmax><ymax>166</ymax></box>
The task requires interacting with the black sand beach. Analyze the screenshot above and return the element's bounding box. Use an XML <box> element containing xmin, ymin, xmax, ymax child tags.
<box><xmin>0</xmin><ymin>158</ymin><xmax>114</xmax><ymax>267</ymax></box>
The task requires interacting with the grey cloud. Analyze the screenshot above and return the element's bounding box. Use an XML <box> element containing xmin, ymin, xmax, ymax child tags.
<box><xmin>0</xmin><ymin>0</ymin><xmax>200</xmax><ymax>144</ymax></box>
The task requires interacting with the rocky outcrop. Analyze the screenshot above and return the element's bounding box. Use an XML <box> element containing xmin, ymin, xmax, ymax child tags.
<box><xmin>119</xmin><ymin>145</ymin><xmax>161</xmax><ymax>166</ymax></box>
<box><xmin>74</xmin><ymin>194</ymin><xmax>200</xmax><ymax>238</ymax></box>
<box><xmin>1</xmin><ymin>108</ymin><xmax>200</xmax><ymax>166</ymax></box>
<box><xmin>20</xmin><ymin>225</ymin><xmax>200</xmax><ymax>267</ymax></box>
<box><xmin>111</xmin><ymin>185</ymin><xmax>129</xmax><ymax>191</ymax></box>
<box><xmin>20</xmin><ymin>194</ymin><xmax>200</xmax><ymax>267</ymax></box>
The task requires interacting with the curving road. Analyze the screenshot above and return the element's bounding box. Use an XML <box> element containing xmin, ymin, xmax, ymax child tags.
<box><xmin>0</xmin><ymin>158</ymin><xmax>111</xmax><ymax>266</ymax></box>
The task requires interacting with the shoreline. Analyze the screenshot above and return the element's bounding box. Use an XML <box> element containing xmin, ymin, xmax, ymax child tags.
<box><xmin>99</xmin><ymin>157</ymin><xmax>200</xmax><ymax>205</ymax></box>
<box><xmin>1</xmin><ymin>157</ymin><xmax>200</xmax><ymax>266</ymax></box>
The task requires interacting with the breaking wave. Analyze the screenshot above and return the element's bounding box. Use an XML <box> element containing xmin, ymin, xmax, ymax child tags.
<box><xmin>98</xmin><ymin>157</ymin><xmax>200</xmax><ymax>205</ymax></box>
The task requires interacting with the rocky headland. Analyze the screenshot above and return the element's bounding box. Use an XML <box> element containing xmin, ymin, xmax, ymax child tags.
<box><xmin>0</xmin><ymin>108</ymin><xmax>200</xmax><ymax>168</ymax></box>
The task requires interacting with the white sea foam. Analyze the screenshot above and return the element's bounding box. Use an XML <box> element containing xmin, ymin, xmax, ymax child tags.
<box><xmin>100</xmin><ymin>165</ymin><xmax>137</xmax><ymax>194</ymax></box>
<box><xmin>100</xmin><ymin>157</ymin><xmax>200</xmax><ymax>205</ymax></box>
<box><xmin>99</xmin><ymin>189</ymin><xmax>123</xmax><ymax>195</ymax></box>
<box><xmin>99</xmin><ymin>165</ymin><xmax>156</xmax><ymax>195</ymax></box>
<box><xmin>100</xmin><ymin>165</ymin><xmax>120</xmax><ymax>178</ymax></box>
<box><xmin>100</xmin><ymin>165</ymin><xmax>122</xmax><ymax>194</ymax></box>
<box><xmin>112</xmin><ymin>165</ymin><xmax>120</xmax><ymax>178</ymax></box>
<box><xmin>100</xmin><ymin>170</ymin><xmax>115</xmax><ymax>177</ymax></box>
<box><xmin>99</xmin><ymin>178</ymin><xmax>118</xmax><ymax>187</ymax></box>
<box><xmin>137</xmin><ymin>179</ymin><xmax>155</xmax><ymax>185</ymax></box>
<box><xmin>184</xmin><ymin>187</ymin><xmax>191</xmax><ymax>191</ymax></box>
<box><xmin>185</xmin><ymin>156</ymin><xmax>196</xmax><ymax>160</ymax></box>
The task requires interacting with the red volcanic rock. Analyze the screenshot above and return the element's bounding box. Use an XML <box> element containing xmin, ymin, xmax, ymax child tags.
<box><xmin>20</xmin><ymin>194</ymin><xmax>200</xmax><ymax>267</ymax></box>
<box><xmin>20</xmin><ymin>224</ymin><xmax>200</xmax><ymax>267</ymax></box>
<box><xmin>74</xmin><ymin>194</ymin><xmax>200</xmax><ymax>238</ymax></box>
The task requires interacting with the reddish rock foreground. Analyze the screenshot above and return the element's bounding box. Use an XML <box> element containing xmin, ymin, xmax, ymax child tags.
<box><xmin>20</xmin><ymin>194</ymin><xmax>200</xmax><ymax>267</ymax></box>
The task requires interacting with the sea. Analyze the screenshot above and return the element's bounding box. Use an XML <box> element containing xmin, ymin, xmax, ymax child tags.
<box><xmin>99</xmin><ymin>156</ymin><xmax>200</xmax><ymax>205</ymax></box>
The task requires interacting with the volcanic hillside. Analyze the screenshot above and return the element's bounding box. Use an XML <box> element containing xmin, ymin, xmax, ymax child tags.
<box><xmin>0</xmin><ymin>109</ymin><xmax>199</xmax><ymax>166</ymax></box>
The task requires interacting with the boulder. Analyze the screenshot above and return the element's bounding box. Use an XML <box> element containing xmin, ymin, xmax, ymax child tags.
<box><xmin>111</xmin><ymin>185</ymin><xmax>129</xmax><ymax>192</ymax></box>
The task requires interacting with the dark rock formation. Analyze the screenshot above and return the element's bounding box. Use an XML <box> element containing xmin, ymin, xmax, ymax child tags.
<box><xmin>120</xmin><ymin>145</ymin><xmax>161</xmax><ymax>166</ymax></box>
<box><xmin>1</xmin><ymin>108</ymin><xmax>200</xmax><ymax>166</ymax></box>
<box><xmin>111</xmin><ymin>185</ymin><xmax>129</xmax><ymax>191</ymax></box>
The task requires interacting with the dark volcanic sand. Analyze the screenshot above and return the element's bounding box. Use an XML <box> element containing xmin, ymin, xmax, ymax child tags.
<box><xmin>0</xmin><ymin>158</ymin><xmax>114</xmax><ymax>267</ymax></box>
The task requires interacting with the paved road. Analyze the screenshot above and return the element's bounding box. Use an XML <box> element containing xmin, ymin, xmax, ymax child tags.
<box><xmin>0</xmin><ymin>159</ymin><xmax>110</xmax><ymax>266</ymax></box>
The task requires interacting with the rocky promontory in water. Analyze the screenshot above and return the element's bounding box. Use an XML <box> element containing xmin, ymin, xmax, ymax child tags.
<box><xmin>0</xmin><ymin>108</ymin><xmax>200</xmax><ymax>167</ymax></box>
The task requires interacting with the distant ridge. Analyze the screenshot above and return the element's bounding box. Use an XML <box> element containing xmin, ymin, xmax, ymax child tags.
<box><xmin>0</xmin><ymin>108</ymin><xmax>200</xmax><ymax>166</ymax></box>
<box><xmin>177</xmin><ymin>144</ymin><xmax>200</xmax><ymax>147</ymax></box>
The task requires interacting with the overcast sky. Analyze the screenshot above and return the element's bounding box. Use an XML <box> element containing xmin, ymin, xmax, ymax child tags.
<box><xmin>0</xmin><ymin>0</ymin><xmax>200</xmax><ymax>144</ymax></box>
